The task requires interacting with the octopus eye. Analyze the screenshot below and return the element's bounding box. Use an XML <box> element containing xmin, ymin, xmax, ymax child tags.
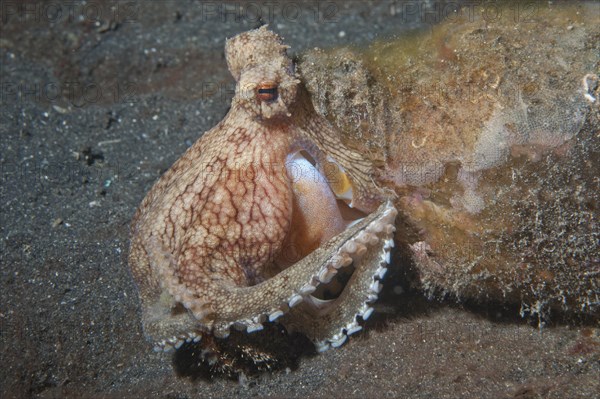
<box><xmin>256</xmin><ymin>82</ymin><xmax>278</xmax><ymax>102</ymax></box>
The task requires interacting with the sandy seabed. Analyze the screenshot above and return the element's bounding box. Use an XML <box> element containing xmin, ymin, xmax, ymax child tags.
<box><xmin>1</xmin><ymin>1</ymin><xmax>598</xmax><ymax>398</ymax></box>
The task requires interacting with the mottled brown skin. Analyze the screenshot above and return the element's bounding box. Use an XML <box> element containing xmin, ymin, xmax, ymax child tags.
<box><xmin>129</xmin><ymin>26</ymin><xmax>396</xmax><ymax>348</ymax></box>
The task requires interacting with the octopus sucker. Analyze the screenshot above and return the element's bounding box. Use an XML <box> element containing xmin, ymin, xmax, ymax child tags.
<box><xmin>128</xmin><ymin>26</ymin><xmax>396</xmax><ymax>355</ymax></box>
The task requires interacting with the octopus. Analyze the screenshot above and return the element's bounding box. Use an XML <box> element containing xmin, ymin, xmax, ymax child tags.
<box><xmin>128</xmin><ymin>26</ymin><xmax>398</xmax><ymax>354</ymax></box>
<box><xmin>130</xmin><ymin>8</ymin><xmax>599</xmax><ymax>367</ymax></box>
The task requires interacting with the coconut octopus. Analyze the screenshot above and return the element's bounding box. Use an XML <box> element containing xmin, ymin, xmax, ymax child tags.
<box><xmin>129</xmin><ymin>26</ymin><xmax>397</xmax><ymax>354</ymax></box>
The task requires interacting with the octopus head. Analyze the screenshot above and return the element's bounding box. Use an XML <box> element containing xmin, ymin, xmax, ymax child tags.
<box><xmin>225</xmin><ymin>25</ymin><xmax>300</xmax><ymax>120</ymax></box>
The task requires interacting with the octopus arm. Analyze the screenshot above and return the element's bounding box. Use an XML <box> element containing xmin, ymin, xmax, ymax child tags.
<box><xmin>138</xmin><ymin>201</ymin><xmax>396</xmax><ymax>344</ymax></box>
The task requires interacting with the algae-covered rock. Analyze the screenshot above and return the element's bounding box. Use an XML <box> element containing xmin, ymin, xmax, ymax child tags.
<box><xmin>299</xmin><ymin>2</ymin><xmax>599</xmax><ymax>318</ymax></box>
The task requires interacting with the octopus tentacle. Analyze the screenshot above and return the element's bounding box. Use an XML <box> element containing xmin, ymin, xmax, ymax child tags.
<box><xmin>284</xmin><ymin>205</ymin><xmax>397</xmax><ymax>351</ymax></box>
<box><xmin>210</xmin><ymin>201</ymin><xmax>396</xmax><ymax>338</ymax></box>
<box><xmin>145</xmin><ymin>201</ymin><xmax>395</xmax><ymax>341</ymax></box>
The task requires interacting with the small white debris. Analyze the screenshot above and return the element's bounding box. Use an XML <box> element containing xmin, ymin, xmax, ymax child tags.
<box><xmin>98</xmin><ymin>139</ymin><xmax>122</xmax><ymax>146</ymax></box>
<box><xmin>52</xmin><ymin>105</ymin><xmax>69</xmax><ymax>114</ymax></box>
<box><xmin>582</xmin><ymin>73</ymin><xmax>598</xmax><ymax>103</ymax></box>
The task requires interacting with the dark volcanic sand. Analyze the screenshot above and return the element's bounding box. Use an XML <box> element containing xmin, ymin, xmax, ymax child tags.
<box><xmin>1</xmin><ymin>1</ymin><xmax>598</xmax><ymax>398</ymax></box>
